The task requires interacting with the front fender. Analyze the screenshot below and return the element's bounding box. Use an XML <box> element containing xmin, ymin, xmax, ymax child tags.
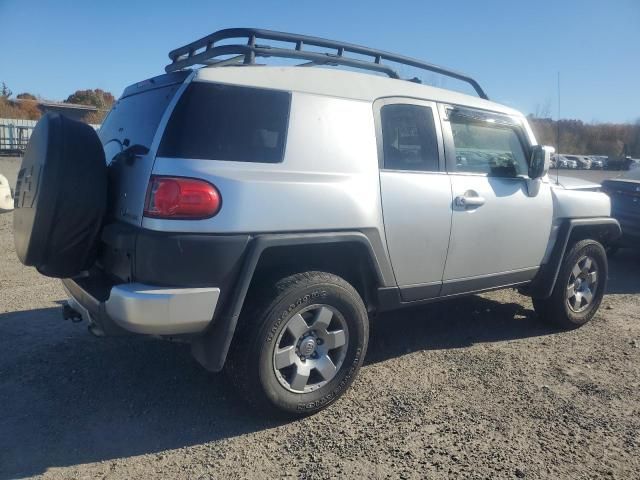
<box><xmin>528</xmin><ymin>217</ymin><xmax>621</xmax><ymax>299</ymax></box>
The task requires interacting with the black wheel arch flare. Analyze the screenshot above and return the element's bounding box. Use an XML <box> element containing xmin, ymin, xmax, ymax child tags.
<box><xmin>528</xmin><ymin>217</ymin><xmax>621</xmax><ymax>299</ymax></box>
<box><xmin>191</xmin><ymin>231</ymin><xmax>391</xmax><ymax>372</ymax></box>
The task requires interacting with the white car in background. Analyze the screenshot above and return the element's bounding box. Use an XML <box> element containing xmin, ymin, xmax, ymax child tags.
<box><xmin>555</xmin><ymin>155</ymin><xmax>578</xmax><ymax>169</ymax></box>
<box><xmin>0</xmin><ymin>174</ymin><xmax>14</xmax><ymax>212</ymax></box>
<box><xmin>564</xmin><ymin>155</ymin><xmax>591</xmax><ymax>169</ymax></box>
<box><xmin>589</xmin><ymin>156</ymin><xmax>604</xmax><ymax>169</ymax></box>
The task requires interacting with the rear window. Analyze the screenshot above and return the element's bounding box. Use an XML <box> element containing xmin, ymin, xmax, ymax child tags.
<box><xmin>158</xmin><ymin>82</ymin><xmax>291</xmax><ymax>163</ymax></box>
<box><xmin>99</xmin><ymin>82</ymin><xmax>182</xmax><ymax>151</ymax></box>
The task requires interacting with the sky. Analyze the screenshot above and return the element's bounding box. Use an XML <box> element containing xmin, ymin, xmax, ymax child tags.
<box><xmin>0</xmin><ymin>0</ymin><xmax>638</xmax><ymax>123</ymax></box>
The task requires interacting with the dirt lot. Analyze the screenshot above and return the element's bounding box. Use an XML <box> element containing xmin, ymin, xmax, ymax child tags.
<box><xmin>1</xmin><ymin>157</ymin><xmax>639</xmax><ymax>479</ymax></box>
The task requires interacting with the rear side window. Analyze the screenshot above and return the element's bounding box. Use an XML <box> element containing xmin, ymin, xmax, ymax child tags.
<box><xmin>158</xmin><ymin>82</ymin><xmax>291</xmax><ymax>163</ymax></box>
<box><xmin>380</xmin><ymin>104</ymin><xmax>439</xmax><ymax>172</ymax></box>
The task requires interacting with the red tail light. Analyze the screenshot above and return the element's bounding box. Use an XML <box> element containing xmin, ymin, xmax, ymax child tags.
<box><xmin>144</xmin><ymin>176</ymin><xmax>221</xmax><ymax>219</ymax></box>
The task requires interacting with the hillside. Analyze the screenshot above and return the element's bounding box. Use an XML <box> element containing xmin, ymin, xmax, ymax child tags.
<box><xmin>528</xmin><ymin>116</ymin><xmax>640</xmax><ymax>157</ymax></box>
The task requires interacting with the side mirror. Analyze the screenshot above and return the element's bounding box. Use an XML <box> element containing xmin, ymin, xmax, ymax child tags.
<box><xmin>529</xmin><ymin>145</ymin><xmax>555</xmax><ymax>179</ymax></box>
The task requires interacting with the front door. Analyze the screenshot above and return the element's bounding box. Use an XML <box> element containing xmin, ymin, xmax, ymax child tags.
<box><xmin>439</xmin><ymin>106</ymin><xmax>553</xmax><ymax>295</ymax></box>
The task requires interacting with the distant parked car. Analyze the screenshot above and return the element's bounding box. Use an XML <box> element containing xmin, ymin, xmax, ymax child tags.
<box><xmin>606</xmin><ymin>155</ymin><xmax>633</xmax><ymax>171</ymax></box>
<box><xmin>588</xmin><ymin>156</ymin><xmax>604</xmax><ymax>169</ymax></box>
<box><xmin>590</xmin><ymin>155</ymin><xmax>609</xmax><ymax>169</ymax></box>
<box><xmin>556</xmin><ymin>155</ymin><xmax>578</xmax><ymax>169</ymax></box>
<box><xmin>564</xmin><ymin>155</ymin><xmax>591</xmax><ymax>169</ymax></box>
<box><xmin>602</xmin><ymin>168</ymin><xmax>640</xmax><ymax>252</ymax></box>
<box><xmin>579</xmin><ymin>156</ymin><xmax>593</xmax><ymax>169</ymax></box>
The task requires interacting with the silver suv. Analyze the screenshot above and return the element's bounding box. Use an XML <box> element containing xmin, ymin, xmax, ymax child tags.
<box><xmin>13</xmin><ymin>28</ymin><xmax>621</xmax><ymax>415</ymax></box>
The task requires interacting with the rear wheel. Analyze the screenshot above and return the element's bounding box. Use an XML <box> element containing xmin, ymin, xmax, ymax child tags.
<box><xmin>226</xmin><ymin>271</ymin><xmax>369</xmax><ymax>416</ymax></box>
<box><xmin>533</xmin><ymin>239</ymin><xmax>607</xmax><ymax>329</ymax></box>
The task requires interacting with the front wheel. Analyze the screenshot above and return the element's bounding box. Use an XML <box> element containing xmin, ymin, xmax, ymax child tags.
<box><xmin>533</xmin><ymin>239</ymin><xmax>607</xmax><ymax>329</ymax></box>
<box><xmin>226</xmin><ymin>271</ymin><xmax>369</xmax><ymax>416</ymax></box>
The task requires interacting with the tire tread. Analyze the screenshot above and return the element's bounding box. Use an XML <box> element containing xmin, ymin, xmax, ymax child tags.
<box><xmin>533</xmin><ymin>239</ymin><xmax>607</xmax><ymax>329</ymax></box>
<box><xmin>225</xmin><ymin>271</ymin><xmax>367</xmax><ymax>416</ymax></box>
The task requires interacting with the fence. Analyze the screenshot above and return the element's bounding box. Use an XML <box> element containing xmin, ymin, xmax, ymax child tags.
<box><xmin>0</xmin><ymin>118</ymin><xmax>100</xmax><ymax>155</ymax></box>
<box><xmin>0</xmin><ymin>118</ymin><xmax>36</xmax><ymax>154</ymax></box>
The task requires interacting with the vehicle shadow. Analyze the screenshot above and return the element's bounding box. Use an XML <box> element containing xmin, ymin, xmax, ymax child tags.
<box><xmin>0</xmin><ymin>293</ymin><xmax>554</xmax><ymax>478</ymax></box>
<box><xmin>606</xmin><ymin>248</ymin><xmax>640</xmax><ymax>295</ymax></box>
<box><xmin>0</xmin><ymin>307</ymin><xmax>283</xmax><ymax>479</ymax></box>
<box><xmin>9</xmin><ymin>256</ymin><xmax>638</xmax><ymax>479</ymax></box>
<box><xmin>366</xmin><ymin>294</ymin><xmax>552</xmax><ymax>366</ymax></box>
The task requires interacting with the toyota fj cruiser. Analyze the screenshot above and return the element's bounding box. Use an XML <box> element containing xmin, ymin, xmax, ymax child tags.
<box><xmin>13</xmin><ymin>28</ymin><xmax>621</xmax><ymax>415</ymax></box>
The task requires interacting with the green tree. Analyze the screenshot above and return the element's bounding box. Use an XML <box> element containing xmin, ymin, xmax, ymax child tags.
<box><xmin>65</xmin><ymin>88</ymin><xmax>115</xmax><ymax>110</ymax></box>
<box><xmin>16</xmin><ymin>92</ymin><xmax>37</xmax><ymax>100</ymax></box>
<box><xmin>528</xmin><ymin>116</ymin><xmax>640</xmax><ymax>157</ymax></box>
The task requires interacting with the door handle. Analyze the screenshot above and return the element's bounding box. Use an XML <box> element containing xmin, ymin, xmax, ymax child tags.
<box><xmin>455</xmin><ymin>192</ymin><xmax>486</xmax><ymax>208</ymax></box>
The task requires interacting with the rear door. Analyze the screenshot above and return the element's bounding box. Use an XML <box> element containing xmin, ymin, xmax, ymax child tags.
<box><xmin>98</xmin><ymin>71</ymin><xmax>190</xmax><ymax>225</ymax></box>
<box><xmin>376</xmin><ymin>98</ymin><xmax>452</xmax><ymax>301</ymax></box>
<box><xmin>439</xmin><ymin>105</ymin><xmax>553</xmax><ymax>295</ymax></box>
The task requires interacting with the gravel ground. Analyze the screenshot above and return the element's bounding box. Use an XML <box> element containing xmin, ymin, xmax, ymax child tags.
<box><xmin>1</xmin><ymin>156</ymin><xmax>639</xmax><ymax>479</ymax></box>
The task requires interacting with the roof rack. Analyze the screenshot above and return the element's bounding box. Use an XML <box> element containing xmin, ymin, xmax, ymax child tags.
<box><xmin>165</xmin><ymin>28</ymin><xmax>489</xmax><ymax>99</ymax></box>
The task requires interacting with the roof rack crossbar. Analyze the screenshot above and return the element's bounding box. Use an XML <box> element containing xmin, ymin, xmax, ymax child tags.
<box><xmin>166</xmin><ymin>28</ymin><xmax>489</xmax><ymax>99</ymax></box>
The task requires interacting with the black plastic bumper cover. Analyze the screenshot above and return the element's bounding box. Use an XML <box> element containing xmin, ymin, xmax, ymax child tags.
<box><xmin>100</xmin><ymin>221</ymin><xmax>250</xmax><ymax>293</ymax></box>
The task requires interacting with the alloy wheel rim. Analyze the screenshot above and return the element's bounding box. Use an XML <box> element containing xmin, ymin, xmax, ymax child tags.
<box><xmin>272</xmin><ymin>304</ymin><xmax>349</xmax><ymax>394</ymax></box>
<box><xmin>566</xmin><ymin>255</ymin><xmax>599</xmax><ymax>313</ymax></box>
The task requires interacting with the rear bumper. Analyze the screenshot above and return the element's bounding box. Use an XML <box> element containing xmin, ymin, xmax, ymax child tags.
<box><xmin>62</xmin><ymin>277</ymin><xmax>220</xmax><ymax>335</ymax></box>
<box><xmin>64</xmin><ymin>222</ymin><xmax>251</xmax><ymax>335</ymax></box>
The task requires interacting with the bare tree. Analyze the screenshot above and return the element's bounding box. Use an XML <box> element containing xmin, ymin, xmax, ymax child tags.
<box><xmin>1</xmin><ymin>82</ymin><xmax>12</xmax><ymax>99</ymax></box>
<box><xmin>533</xmin><ymin>98</ymin><xmax>552</xmax><ymax>119</ymax></box>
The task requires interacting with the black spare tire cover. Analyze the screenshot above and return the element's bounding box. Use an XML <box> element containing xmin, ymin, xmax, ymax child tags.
<box><xmin>13</xmin><ymin>113</ymin><xmax>107</xmax><ymax>278</ymax></box>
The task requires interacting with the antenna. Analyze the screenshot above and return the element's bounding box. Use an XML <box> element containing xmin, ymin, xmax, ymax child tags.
<box><xmin>556</xmin><ymin>71</ymin><xmax>561</xmax><ymax>185</ymax></box>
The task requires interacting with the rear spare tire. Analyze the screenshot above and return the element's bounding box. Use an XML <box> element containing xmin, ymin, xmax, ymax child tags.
<box><xmin>13</xmin><ymin>113</ymin><xmax>107</xmax><ymax>278</ymax></box>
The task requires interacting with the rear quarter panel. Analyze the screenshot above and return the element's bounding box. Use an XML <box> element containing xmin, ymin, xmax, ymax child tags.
<box><xmin>144</xmin><ymin>92</ymin><xmax>384</xmax><ymax>235</ymax></box>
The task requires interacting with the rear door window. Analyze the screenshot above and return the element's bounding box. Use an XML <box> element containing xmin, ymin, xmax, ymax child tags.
<box><xmin>158</xmin><ymin>82</ymin><xmax>291</xmax><ymax>163</ymax></box>
<box><xmin>380</xmin><ymin>104</ymin><xmax>439</xmax><ymax>172</ymax></box>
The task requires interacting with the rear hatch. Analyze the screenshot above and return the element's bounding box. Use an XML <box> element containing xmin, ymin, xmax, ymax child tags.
<box><xmin>98</xmin><ymin>71</ymin><xmax>190</xmax><ymax>225</ymax></box>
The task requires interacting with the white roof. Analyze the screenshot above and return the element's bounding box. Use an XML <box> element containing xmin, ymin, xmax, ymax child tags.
<box><xmin>194</xmin><ymin>66</ymin><xmax>522</xmax><ymax>117</ymax></box>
